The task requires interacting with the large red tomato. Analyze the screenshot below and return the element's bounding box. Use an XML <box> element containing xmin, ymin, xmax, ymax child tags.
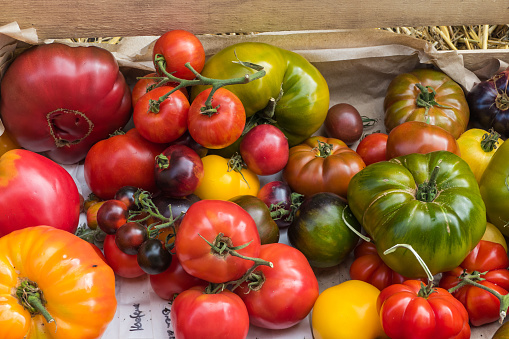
<box><xmin>0</xmin><ymin>43</ymin><xmax>132</xmax><ymax>164</ymax></box>
<box><xmin>0</xmin><ymin>149</ymin><xmax>80</xmax><ymax>237</ymax></box>
<box><xmin>84</xmin><ymin>128</ymin><xmax>168</xmax><ymax>200</ymax></box>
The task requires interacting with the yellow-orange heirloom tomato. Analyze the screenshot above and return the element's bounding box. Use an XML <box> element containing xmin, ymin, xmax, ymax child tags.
<box><xmin>0</xmin><ymin>226</ymin><xmax>117</xmax><ymax>339</ymax></box>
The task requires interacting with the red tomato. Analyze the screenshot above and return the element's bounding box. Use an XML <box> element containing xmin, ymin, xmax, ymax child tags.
<box><xmin>84</xmin><ymin>128</ymin><xmax>168</xmax><ymax>200</ymax></box>
<box><xmin>96</xmin><ymin>199</ymin><xmax>129</xmax><ymax>235</ymax></box>
<box><xmin>103</xmin><ymin>234</ymin><xmax>146</xmax><ymax>278</ymax></box>
<box><xmin>235</xmin><ymin>243</ymin><xmax>319</xmax><ymax>329</ymax></box>
<box><xmin>0</xmin><ymin>43</ymin><xmax>132</xmax><ymax>164</ymax></box>
<box><xmin>355</xmin><ymin>133</ymin><xmax>388</xmax><ymax>166</ymax></box>
<box><xmin>0</xmin><ymin>149</ymin><xmax>80</xmax><ymax>237</ymax></box>
<box><xmin>149</xmin><ymin>255</ymin><xmax>208</xmax><ymax>300</ymax></box>
<box><xmin>377</xmin><ymin>279</ymin><xmax>470</xmax><ymax>339</ymax></box>
<box><xmin>386</xmin><ymin>121</ymin><xmax>460</xmax><ymax>159</ymax></box>
<box><xmin>131</xmin><ymin>72</ymin><xmax>189</xmax><ymax>106</ymax></box>
<box><xmin>133</xmin><ymin>86</ymin><xmax>190</xmax><ymax>144</ymax></box>
<box><xmin>439</xmin><ymin>240</ymin><xmax>509</xmax><ymax>326</ymax></box>
<box><xmin>240</xmin><ymin>124</ymin><xmax>289</xmax><ymax>176</ymax></box>
<box><xmin>152</xmin><ymin>30</ymin><xmax>205</xmax><ymax>80</ymax></box>
<box><xmin>175</xmin><ymin>199</ymin><xmax>261</xmax><ymax>283</ymax></box>
<box><xmin>171</xmin><ymin>286</ymin><xmax>250</xmax><ymax>339</ymax></box>
<box><xmin>188</xmin><ymin>88</ymin><xmax>246</xmax><ymax>149</ymax></box>
<box><xmin>0</xmin><ymin>129</ymin><xmax>20</xmax><ymax>157</ymax></box>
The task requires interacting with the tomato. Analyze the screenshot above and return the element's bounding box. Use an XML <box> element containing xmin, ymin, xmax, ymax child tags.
<box><xmin>103</xmin><ymin>234</ymin><xmax>146</xmax><ymax>278</ymax></box>
<box><xmin>137</xmin><ymin>238</ymin><xmax>173</xmax><ymax>275</ymax></box>
<box><xmin>0</xmin><ymin>128</ymin><xmax>20</xmax><ymax>157</ymax></box>
<box><xmin>456</xmin><ymin>128</ymin><xmax>503</xmax><ymax>183</ymax></box>
<box><xmin>350</xmin><ymin>241</ymin><xmax>426</xmax><ymax>291</ymax></box>
<box><xmin>386</xmin><ymin>121</ymin><xmax>460</xmax><ymax>159</ymax></box>
<box><xmin>288</xmin><ymin>192</ymin><xmax>360</xmax><ymax>268</ymax></box>
<box><xmin>239</xmin><ymin>124</ymin><xmax>289</xmax><ymax>176</ymax></box>
<box><xmin>133</xmin><ymin>85</ymin><xmax>190</xmax><ymax>143</ymax></box>
<box><xmin>170</xmin><ymin>286</ymin><xmax>249</xmax><ymax>339</ymax></box>
<box><xmin>283</xmin><ymin>136</ymin><xmax>365</xmax><ymax>199</ymax></box>
<box><xmin>347</xmin><ymin>151</ymin><xmax>486</xmax><ymax>278</ymax></box>
<box><xmin>84</xmin><ymin>128</ymin><xmax>168</xmax><ymax>200</ymax></box>
<box><xmin>494</xmin><ymin>321</ymin><xmax>509</xmax><ymax>339</ymax></box>
<box><xmin>377</xmin><ymin>279</ymin><xmax>471</xmax><ymax>339</ymax></box>
<box><xmin>467</xmin><ymin>69</ymin><xmax>509</xmax><ymax>138</ymax></box>
<box><xmin>483</xmin><ymin>222</ymin><xmax>508</xmax><ymax>252</ymax></box>
<box><xmin>188</xmin><ymin>87</ymin><xmax>246</xmax><ymax>149</ymax></box>
<box><xmin>0</xmin><ymin>43</ymin><xmax>132</xmax><ymax>164</ymax></box>
<box><xmin>191</xmin><ymin>42</ymin><xmax>329</xmax><ymax>148</ymax></box>
<box><xmin>0</xmin><ymin>149</ymin><xmax>80</xmax><ymax>237</ymax></box>
<box><xmin>86</xmin><ymin>200</ymin><xmax>106</xmax><ymax>230</ymax></box>
<box><xmin>115</xmin><ymin>221</ymin><xmax>148</xmax><ymax>255</ymax></box>
<box><xmin>229</xmin><ymin>195</ymin><xmax>280</xmax><ymax>244</ymax></box>
<box><xmin>175</xmin><ymin>199</ymin><xmax>261</xmax><ymax>283</ymax></box>
<box><xmin>312</xmin><ymin>280</ymin><xmax>388</xmax><ymax>339</ymax></box>
<box><xmin>384</xmin><ymin>68</ymin><xmax>469</xmax><ymax>139</ymax></box>
<box><xmin>234</xmin><ymin>243</ymin><xmax>318</xmax><ymax>329</ymax></box>
<box><xmin>193</xmin><ymin>154</ymin><xmax>260</xmax><ymax>201</ymax></box>
<box><xmin>131</xmin><ymin>72</ymin><xmax>189</xmax><ymax>106</ymax></box>
<box><xmin>480</xmin><ymin>139</ymin><xmax>509</xmax><ymax>237</ymax></box>
<box><xmin>151</xmin><ymin>194</ymin><xmax>201</xmax><ymax>229</ymax></box>
<box><xmin>324</xmin><ymin>103</ymin><xmax>364</xmax><ymax>145</ymax></box>
<box><xmin>96</xmin><ymin>199</ymin><xmax>128</xmax><ymax>234</ymax></box>
<box><xmin>152</xmin><ymin>29</ymin><xmax>205</xmax><ymax>80</ymax></box>
<box><xmin>167</xmin><ymin>131</ymin><xmax>208</xmax><ymax>158</ymax></box>
<box><xmin>257</xmin><ymin>180</ymin><xmax>300</xmax><ymax>228</ymax></box>
<box><xmin>439</xmin><ymin>240</ymin><xmax>509</xmax><ymax>326</ymax></box>
<box><xmin>0</xmin><ymin>226</ymin><xmax>116</xmax><ymax>339</ymax></box>
<box><xmin>149</xmin><ymin>255</ymin><xmax>208</xmax><ymax>300</ymax></box>
<box><xmin>355</xmin><ymin>132</ymin><xmax>388</xmax><ymax>166</ymax></box>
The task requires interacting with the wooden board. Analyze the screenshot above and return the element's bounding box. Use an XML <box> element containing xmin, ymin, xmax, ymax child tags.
<box><xmin>1</xmin><ymin>0</ymin><xmax>508</xmax><ymax>39</ymax></box>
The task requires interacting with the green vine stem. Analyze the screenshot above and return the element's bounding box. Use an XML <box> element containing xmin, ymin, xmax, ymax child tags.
<box><xmin>415</xmin><ymin>165</ymin><xmax>440</xmax><ymax>202</ymax></box>
<box><xmin>314</xmin><ymin>140</ymin><xmax>334</xmax><ymax>158</ymax></box>
<box><xmin>342</xmin><ymin>206</ymin><xmax>371</xmax><ymax>243</ymax></box>
<box><xmin>227</xmin><ymin>153</ymin><xmax>250</xmax><ymax>187</ymax></box>
<box><xmin>362</xmin><ymin>116</ymin><xmax>377</xmax><ymax>128</ymax></box>
<box><xmin>269</xmin><ymin>192</ymin><xmax>304</xmax><ymax>224</ymax></box>
<box><xmin>415</xmin><ymin>83</ymin><xmax>451</xmax><ymax>123</ymax></box>
<box><xmin>16</xmin><ymin>280</ymin><xmax>55</xmax><ymax>326</ymax></box>
<box><xmin>480</xmin><ymin>129</ymin><xmax>501</xmax><ymax>152</ymax></box>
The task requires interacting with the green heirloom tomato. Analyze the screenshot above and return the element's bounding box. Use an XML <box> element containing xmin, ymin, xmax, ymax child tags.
<box><xmin>288</xmin><ymin>192</ymin><xmax>360</xmax><ymax>268</ymax></box>
<box><xmin>347</xmin><ymin>151</ymin><xmax>486</xmax><ymax>279</ymax></box>
<box><xmin>191</xmin><ymin>42</ymin><xmax>329</xmax><ymax>148</ymax></box>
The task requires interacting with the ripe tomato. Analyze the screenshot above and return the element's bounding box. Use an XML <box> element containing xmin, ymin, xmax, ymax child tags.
<box><xmin>324</xmin><ymin>103</ymin><xmax>364</xmax><ymax>145</ymax></box>
<box><xmin>239</xmin><ymin>124</ymin><xmax>289</xmax><ymax>176</ymax></box>
<box><xmin>131</xmin><ymin>72</ymin><xmax>189</xmax><ymax>106</ymax></box>
<box><xmin>0</xmin><ymin>128</ymin><xmax>20</xmax><ymax>157</ymax></box>
<box><xmin>103</xmin><ymin>234</ymin><xmax>146</xmax><ymax>278</ymax></box>
<box><xmin>355</xmin><ymin>132</ymin><xmax>388</xmax><ymax>166</ymax></box>
<box><xmin>96</xmin><ymin>199</ymin><xmax>129</xmax><ymax>234</ymax></box>
<box><xmin>152</xmin><ymin>29</ymin><xmax>205</xmax><ymax>80</ymax></box>
<box><xmin>175</xmin><ymin>199</ymin><xmax>261</xmax><ymax>283</ymax></box>
<box><xmin>188</xmin><ymin>88</ymin><xmax>246</xmax><ymax>149</ymax></box>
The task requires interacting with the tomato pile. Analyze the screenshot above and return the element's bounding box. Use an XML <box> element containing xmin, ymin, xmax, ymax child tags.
<box><xmin>1</xmin><ymin>28</ymin><xmax>509</xmax><ymax>339</ymax></box>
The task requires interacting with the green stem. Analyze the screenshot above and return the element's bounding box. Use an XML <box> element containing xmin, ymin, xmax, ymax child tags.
<box><xmin>16</xmin><ymin>280</ymin><xmax>54</xmax><ymax>325</ymax></box>
<box><xmin>342</xmin><ymin>206</ymin><xmax>371</xmax><ymax>243</ymax></box>
<box><xmin>155</xmin><ymin>154</ymin><xmax>170</xmax><ymax>170</ymax></box>
<box><xmin>415</xmin><ymin>83</ymin><xmax>451</xmax><ymax>123</ymax></box>
<box><xmin>314</xmin><ymin>140</ymin><xmax>334</xmax><ymax>158</ymax></box>
<box><xmin>227</xmin><ymin>153</ymin><xmax>250</xmax><ymax>188</ymax></box>
<box><xmin>362</xmin><ymin>116</ymin><xmax>377</xmax><ymax>128</ymax></box>
<box><xmin>415</xmin><ymin>165</ymin><xmax>440</xmax><ymax>202</ymax></box>
<box><xmin>480</xmin><ymin>129</ymin><xmax>501</xmax><ymax>152</ymax></box>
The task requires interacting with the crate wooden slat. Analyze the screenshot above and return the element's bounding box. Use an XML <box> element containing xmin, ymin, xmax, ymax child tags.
<box><xmin>1</xmin><ymin>0</ymin><xmax>508</xmax><ymax>39</ymax></box>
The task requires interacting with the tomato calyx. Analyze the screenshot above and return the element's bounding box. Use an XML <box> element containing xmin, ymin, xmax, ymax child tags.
<box><xmin>415</xmin><ymin>83</ymin><xmax>451</xmax><ymax>122</ymax></box>
<box><xmin>227</xmin><ymin>153</ymin><xmax>250</xmax><ymax>187</ymax></box>
<box><xmin>269</xmin><ymin>192</ymin><xmax>304</xmax><ymax>225</ymax></box>
<box><xmin>495</xmin><ymin>92</ymin><xmax>509</xmax><ymax>111</ymax></box>
<box><xmin>415</xmin><ymin>165</ymin><xmax>440</xmax><ymax>202</ymax></box>
<box><xmin>481</xmin><ymin>129</ymin><xmax>501</xmax><ymax>152</ymax></box>
<box><xmin>16</xmin><ymin>279</ymin><xmax>55</xmax><ymax>326</ymax></box>
<box><xmin>314</xmin><ymin>140</ymin><xmax>334</xmax><ymax>158</ymax></box>
<box><xmin>155</xmin><ymin>154</ymin><xmax>170</xmax><ymax>170</ymax></box>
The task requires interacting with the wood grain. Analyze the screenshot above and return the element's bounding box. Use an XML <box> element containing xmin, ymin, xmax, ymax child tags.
<box><xmin>1</xmin><ymin>0</ymin><xmax>508</xmax><ymax>39</ymax></box>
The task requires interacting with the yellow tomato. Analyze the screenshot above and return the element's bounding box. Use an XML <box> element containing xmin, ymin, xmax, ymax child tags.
<box><xmin>0</xmin><ymin>128</ymin><xmax>20</xmax><ymax>157</ymax></box>
<box><xmin>312</xmin><ymin>280</ymin><xmax>388</xmax><ymax>339</ymax></box>
<box><xmin>193</xmin><ymin>154</ymin><xmax>260</xmax><ymax>200</ymax></box>
<box><xmin>482</xmin><ymin>221</ymin><xmax>508</xmax><ymax>252</ymax></box>
<box><xmin>457</xmin><ymin>128</ymin><xmax>503</xmax><ymax>183</ymax></box>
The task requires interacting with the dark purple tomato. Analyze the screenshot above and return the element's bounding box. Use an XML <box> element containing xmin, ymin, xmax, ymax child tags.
<box><xmin>152</xmin><ymin>194</ymin><xmax>200</xmax><ymax>226</ymax></box>
<box><xmin>154</xmin><ymin>144</ymin><xmax>204</xmax><ymax>197</ymax></box>
<box><xmin>114</xmin><ymin>185</ymin><xmax>140</xmax><ymax>211</ymax></box>
<box><xmin>97</xmin><ymin>199</ymin><xmax>129</xmax><ymax>235</ymax></box>
<box><xmin>168</xmin><ymin>131</ymin><xmax>208</xmax><ymax>158</ymax></box>
<box><xmin>115</xmin><ymin>221</ymin><xmax>149</xmax><ymax>255</ymax></box>
<box><xmin>257</xmin><ymin>181</ymin><xmax>302</xmax><ymax>228</ymax></box>
<box><xmin>137</xmin><ymin>238</ymin><xmax>173</xmax><ymax>275</ymax></box>
<box><xmin>467</xmin><ymin>70</ymin><xmax>509</xmax><ymax>138</ymax></box>
<box><xmin>324</xmin><ymin>103</ymin><xmax>363</xmax><ymax>145</ymax></box>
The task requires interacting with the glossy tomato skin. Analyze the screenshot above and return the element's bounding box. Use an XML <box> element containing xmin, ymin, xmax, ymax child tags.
<box><xmin>175</xmin><ymin>199</ymin><xmax>261</xmax><ymax>283</ymax></box>
<box><xmin>0</xmin><ymin>226</ymin><xmax>116</xmax><ymax>339</ymax></box>
<box><xmin>283</xmin><ymin>136</ymin><xmax>365</xmax><ymax>199</ymax></box>
<box><xmin>0</xmin><ymin>149</ymin><xmax>80</xmax><ymax>237</ymax></box>
<box><xmin>152</xmin><ymin>30</ymin><xmax>205</xmax><ymax>80</ymax></box>
<box><xmin>324</xmin><ymin>103</ymin><xmax>364</xmax><ymax>145</ymax></box>
<box><xmin>377</xmin><ymin>280</ymin><xmax>471</xmax><ymax>339</ymax></box>
<box><xmin>386</xmin><ymin>121</ymin><xmax>460</xmax><ymax>159</ymax></box>
<box><xmin>96</xmin><ymin>199</ymin><xmax>129</xmax><ymax>234</ymax></box>
<box><xmin>0</xmin><ymin>43</ymin><xmax>132</xmax><ymax>164</ymax></box>
<box><xmin>355</xmin><ymin>133</ymin><xmax>388</xmax><ymax>166</ymax></box>
<box><xmin>103</xmin><ymin>234</ymin><xmax>146</xmax><ymax>279</ymax></box>
<box><xmin>0</xmin><ymin>129</ymin><xmax>20</xmax><ymax>157</ymax></box>
<box><xmin>347</xmin><ymin>151</ymin><xmax>486</xmax><ymax>278</ymax></box>
<box><xmin>188</xmin><ymin>88</ymin><xmax>246</xmax><ymax>149</ymax></box>
<box><xmin>257</xmin><ymin>180</ymin><xmax>295</xmax><ymax>228</ymax></box>
<box><xmin>152</xmin><ymin>194</ymin><xmax>200</xmax><ymax>227</ymax></box>
<box><xmin>170</xmin><ymin>286</ymin><xmax>250</xmax><ymax>339</ymax></box>
<box><xmin>288</xmin><ymin>192</ymin><xmax>361</xmax><ymax>268</ymax></box>
<box><xmin>191</xmin><ymin>42</ymin><xmax>329</xmax><ymax>147</ymax></box>
<box><xmin>384</xmin><ymin>68</ymin><xmax>469</xmax><ymax>139</ymax></box>
<box><xmin>235</xmin><ymin>243</ymin><xmax>319</xmax><ymax>329</ymax></box>
<box><xmin>84</xmin><ymin>128</ymin><xmax>168</xmax><ymax>200</ymax></box>
<box><xmin>133</xmin><ymin>86</ymin><xmax>190</xmax><ymax>144</ymax></box>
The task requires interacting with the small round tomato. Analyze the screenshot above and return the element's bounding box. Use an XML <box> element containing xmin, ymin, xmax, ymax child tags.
<box><xmin>257</xmin><ymin>180</ymin><xmax>301</xmax><ymax>228</ymax></box>
<box><xmin>103</xmin><ymin>234</ymin><xmax>146</xmax><ymax>279</ymax></box>
<box><xmin>137</xmin><ymin>238</ymin><xmax>173</xmax><ymax>275</ymax></box>
<box><xmin>115</xmin><ymin>221</ymin><xmax>148</xmax><ymax>255</ymax></box>
<box><xmin>152</xmin><ymin>29</ymin><xmax>205</xmax><ymax>80</ymax></box>
<box><xmin>86</xmin><ymin>201</ymin><xmax>106</xmax><ymax>230</ymax></box>
<box><xmin>324</xmin><ymin>103</ymin><xmax>364</xmax><ymax>145</ymax></box>
<box><xmin>133</xmin><ymin>86</ymin><xmax>190</xmax><ymax>144</ymax></box>
<box><xmin>97</xmin><ymin>199</ymin><xmax>129</xmax><ymax>235</ymax></box>
<box><xmin>240</xmin><ymin>124</ymin><xmax>289</xmax><ymax>176</ymax></box>
<box><xmin>355</xmin><ymin>133</ymin><xmax>388</xmax><ymax>166</ymax></box>
<box><xmin>312</xmin><ymin>280</ymin><xmax>388</xmax><ymax>339</ymax></box>
<box><xmin>188</xmin><ymin>87</ymin><xmax>246</xmax><ymax>149</ymax></box>
<box><xmin>193</xmin><ymin>154</ymin><xmax>260</xmax><ymax>201</ymax></box>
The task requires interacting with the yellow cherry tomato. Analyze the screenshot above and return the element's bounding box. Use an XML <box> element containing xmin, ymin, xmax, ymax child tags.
<box><xmin>312</xmin><ymin>280</ymin><xmax>388</xmax><ymax>339</ymax></box>
<box><xmin>457</xmin><ymin>128</ymin><xmax>503</xmax><ymax>183</ymax></box>
<box><xmin>482</xmin><ymin>221</ymin><xmax>508</xmax><ymax>252</ymax></box>
<box><xmin>193</xmin><ymin>154</ymin><xmax>260</xmax><ymax>200</ymax></box>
